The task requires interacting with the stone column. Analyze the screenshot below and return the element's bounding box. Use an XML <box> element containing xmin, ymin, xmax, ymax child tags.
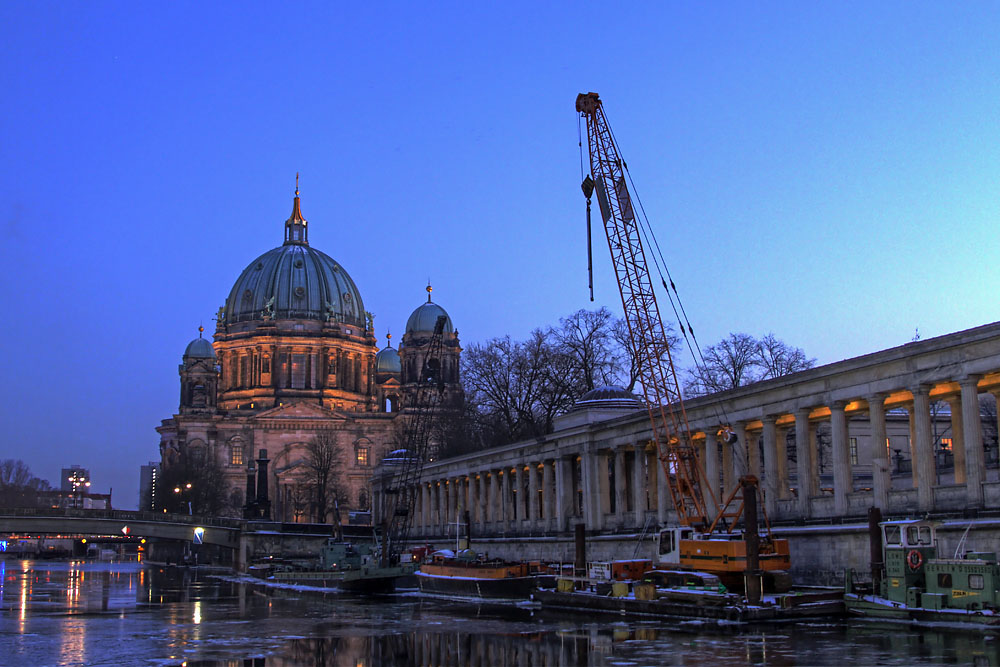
<box><xmin>795</xmin><ymin>408</ymin><xmax>813</xmax><ymax>518</ymax></box>
<box><xmin>656</xmin><ymin>452</ymin><xmax>669</xmax><ymax>524</ymax></box>
<box><xmin>762</xmin><ymin>415</ymin><xmax>779</xmax><ymax>517</ymax></box>
<box><xmin>633</xmin><ymin>445</ymin><xmax>647</xmax><ymax>529</ymax></box>
<box><xmin>420</xmin><ymin>483</ymin><xmax>429</xmax><ymax>531</ymax></box>
<box><xmin>961</xmin><ymin>375</ymin><xmax>985</xmax><ymax>507</ymax></box>
<box><xmin>808</xmin><ymin>420</ymin><xmax>821</xmax><ymax>495</ymax></box>
<box><xmin>528</xmin><ymin>462</ymin><xmax>540</xmax><ymax>526</ymax></box>
<box><xmin>468</xmin><ymin>473</ymin><xmax>479</xmax><ymax>527</ymax></box>
<box><xmin>830</xmin><ymin>401</ymin><xmax>851</xmax><ymax>515</ymax></box>
<box><xmin>947</xmin><ymin>396</ymin><xmax>966</xmax><ymax>485</ymax></box>
<box><xmin>775</xmin><ymin>425</ymin><xmax>790</xmax><ymax>500</ymax></box>
<box><xmin>703</xmin><ymin>429</ymin><xmax>720</xmax><ymax>515</ymax></box>
<box><xmin>543</xmin><ymin>460</ymin><xmax>555</xmax><ymax>529</ymax></box>
<box><xmin>502</xmin><ymin>469</ymin><xmax>512</xmax><ymax>529</ymax></box>
<box><xmin>722</xmin><ymin>431</ymin><xmax>736</xmax><ymax>498</ymax></box>
<box><xmin>489</xmin><ymin>472</ymin><xmax>499</xmax><ymax>527</ymax></box>
<box><xmin>614</xmin><ymin>447</ymin><xmax>627</xmax><ymax>527</ymax></box>
<box><xmin>742</xmin><ymin>421</ymin><xmax>761</xmax><ymax>479</ymax></box>
<box><xmin>912</xmin><ymin>385</ymin><xmax>938</xmax><ymax>511</ymax></box>
<box><xmin>554</xmin><ymin>458</ymin><xmax>568</xmax><ymax>531</ymax></box>
<box><xmin>868</xmin><ymin>394</ymin><xmax>890</xmax><ymax>511</ymax></box>
<box><xmin>582</xmin><ymin>445</ymin><xmax>603</xmax><ymax>531</ymax></box>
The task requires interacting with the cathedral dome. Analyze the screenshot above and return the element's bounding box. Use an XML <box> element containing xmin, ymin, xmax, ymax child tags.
<box><xmin>184</xmin><ymin>330</ymin><xmax>216</xmax><ymax>359</ymax></box>
<box><xmin>405</xmin><ymin>285</ymin><xmax>454</xmax><ymax>334</ymax></box>
<box><xmin>222</xmin><ymin>188</ymin><xmax>365</xmax><ymax>327</ymax></box>
<box><xmin>375</xmin><ymin>345</ymin><xmax>401</xmax><ymax>375</ymax></box>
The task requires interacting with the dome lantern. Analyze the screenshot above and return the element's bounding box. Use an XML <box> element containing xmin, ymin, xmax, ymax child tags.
<box><xmin>284</xmin><ymin>173</ymin><xmax>308</xmax><ymax>246</ymax></box>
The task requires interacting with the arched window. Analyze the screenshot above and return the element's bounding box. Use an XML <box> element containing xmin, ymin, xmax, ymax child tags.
<box><xmin>229</xmin><ymin>441</ymin><xmax>244</xmax><ymax>466</ymax></box>
<box><xmin>358</xmin><ymin>490</ymin><xmax>369</xmax><ymax>511</ymax></box>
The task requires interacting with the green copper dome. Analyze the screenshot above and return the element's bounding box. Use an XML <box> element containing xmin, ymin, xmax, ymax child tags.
<box><xmin>222</xmin><ymin>191</ymin><xmax>366</xmax><ymax>327</ymax></box>
<box><xmin>405</xmin><ymin>285</ymin><xmax>454</xmax><ymax>334</ymax></box>
<box><xmin>184</xmin><ymin>334</ymin><xmax>216</xmax><ymax>359</ymax></box>
<box><xmin>375</xmin><ymin>345</ymin><xmax>401</xmax><ymax>374</ymax></box>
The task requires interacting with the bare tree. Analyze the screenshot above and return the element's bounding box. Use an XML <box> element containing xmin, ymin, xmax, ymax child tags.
<box><xmin>686</xmin><ymin>332</ymin><xmax>762</xmax><ymax>395</ymax></box>
<box><xmin>305</xmin><ymin>430</ymin><xmax>348</xmax><ymax>526</ymax></box>
<box><xmin>611</xmin><ymin>317</ymin><xmax>682</xmax><ymax>393</ymax></box>
<box><xmin>0</xmin><ymin>459</ymin><xmax>51</xmax><ymax>508</ymax></box>
<box><xmin>756</xmin><ymin>333</ymin><xmax>816</xmax><ymax>379</ymax></box>
<box><xmin>552</xmin><ymin>308</ymin><xmax>622</xmax><ymax>393</ymax></box>
<box><xmin>685</xmin><ymin>332</ymin><xmax>815</xmax><ymax>396</ymax></box>
<box><xmin>157</xmin><ymin>448</ymin><xmax>227</xmax><ymax>516</ymax></box>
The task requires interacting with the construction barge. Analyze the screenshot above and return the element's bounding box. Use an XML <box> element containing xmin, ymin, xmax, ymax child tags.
<box><xmin>535</xmin><ymin>568</ymin><xmax>843</xmax><ymax>625</ymax></box>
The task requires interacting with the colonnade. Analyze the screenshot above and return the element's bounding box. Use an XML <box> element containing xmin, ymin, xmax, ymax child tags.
<box><xmin>375</xmin><ymin>323</ymin><xmax>1000</xmax><ymax>536</ymax></box>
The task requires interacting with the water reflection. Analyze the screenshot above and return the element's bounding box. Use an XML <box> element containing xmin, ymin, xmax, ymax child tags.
<box><xmin>3</xmin><ymin>561</ymin><xmax>1000</xmax><ymax>666</ymax></box>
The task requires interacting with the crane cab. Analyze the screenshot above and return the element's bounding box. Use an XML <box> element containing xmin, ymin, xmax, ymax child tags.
<box><xmin>654</xmin><ymin>526</ymin><xmax>695</xmax><ymax>566</ymax></box>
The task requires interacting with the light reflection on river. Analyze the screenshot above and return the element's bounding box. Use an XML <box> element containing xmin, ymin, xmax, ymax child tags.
<box><xmin>1</xmin><ymin>560</ymin><xmax>999</xmax><ymax>666</ymax></box>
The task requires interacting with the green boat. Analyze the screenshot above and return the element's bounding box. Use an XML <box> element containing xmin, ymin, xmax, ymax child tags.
<box><xmin>271</xmin><ymin>540</ymin><xmax>414</xmax><ymax>594</ymax></box>
<box><xmin>845</xmin><ymin>518</ymin><xmax>1000</xmax><ymax>627</ymax></box>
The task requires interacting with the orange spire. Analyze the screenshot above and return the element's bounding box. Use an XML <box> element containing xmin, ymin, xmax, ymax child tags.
<box><xmin>284</xmin><ymin>173</ymin><xmax>308</xmax><ymax>245</ymax></box>
<box><xmin>426</xmin><ymin>281</ymin><xmax>433</xmax><ymax>303</ymax></box>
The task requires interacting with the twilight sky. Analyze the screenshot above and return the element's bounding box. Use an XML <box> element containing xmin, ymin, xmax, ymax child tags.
<box><xmin>2</xmin><ymin>2</ymin><xmax>998</xmax><ymax>508</ymax></box>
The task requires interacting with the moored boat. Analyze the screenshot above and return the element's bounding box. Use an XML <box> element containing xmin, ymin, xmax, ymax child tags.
<box><xmin>271</xmin><ymin>540</ymin><xmax>413</xmax><ymax>594</ymax></box>
<box><xmin>416</xmin><ymin>549</ymin><xmax>553</xmax><ymax>599</ymax></box>
<box><xmin>845</xmin><ymin>518</ymin><xmax>1000</xmax><ymax>628</ymax></box>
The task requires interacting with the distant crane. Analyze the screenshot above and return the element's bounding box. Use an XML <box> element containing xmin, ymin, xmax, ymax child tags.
<box><xmin>576</xmin><ymin>92</ymin><xmax>789</xmax><ymax>595</ymax></box>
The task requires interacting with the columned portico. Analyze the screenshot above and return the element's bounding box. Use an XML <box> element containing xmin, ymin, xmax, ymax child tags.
<box><xmin>379</xmin><ymin>323</ymin><xmax>1000</xmax><ymax>540</ymax></box>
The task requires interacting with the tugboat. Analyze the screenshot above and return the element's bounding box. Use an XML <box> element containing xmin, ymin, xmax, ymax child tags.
<box><xmin>416</xmin><ymin>548</ymin><xmax>553</xmax><ymax>599</ymax></box>
<box><xmin>845</xmin><ymin>518</ymin><xmax>1000</xmax><ymax>627</ymax></box>
<box><xmin>271</xmin><ymin>540</ymin><xmax>414</xmax><ymax>594</ymax></box>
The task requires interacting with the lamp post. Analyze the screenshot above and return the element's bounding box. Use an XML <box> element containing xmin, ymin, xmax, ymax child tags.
<box><xmin>173</xmin><ymin>482</ymin><xmax>193</xmax><ymax>515</ymax></box>
<box><xmin>67</xmin><ymin>470</ymin><xmax>91</xmax><ymax>509</ymax></box>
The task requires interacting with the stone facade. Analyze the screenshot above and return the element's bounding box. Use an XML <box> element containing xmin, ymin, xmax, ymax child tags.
<box><xmin>375</xmin><ymin>322</ymin><xmax>1000</xmax><ymax>541</ymax></box>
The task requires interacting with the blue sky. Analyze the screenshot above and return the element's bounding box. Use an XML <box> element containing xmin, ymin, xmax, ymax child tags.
<box><xmin>2</xmin><ymin>2</ymin><xmax>998</xmax><ymax>507</ymax></box>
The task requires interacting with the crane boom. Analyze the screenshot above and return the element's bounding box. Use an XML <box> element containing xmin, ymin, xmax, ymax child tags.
<box><xmin>576</xmin><ymin>92</ymin><xmax>717</xmax><ymax>530</ymax></box>
<box><xmin>379</xmin><ymin>315</ymin><xmax>448</xmax><ymax>565</ymax></box>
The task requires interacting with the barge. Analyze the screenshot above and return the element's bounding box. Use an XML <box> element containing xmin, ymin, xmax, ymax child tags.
<box><xmin>416</xmin><ymin>549</ymin><xmax>554</xmax><ymax>599</ymax></box>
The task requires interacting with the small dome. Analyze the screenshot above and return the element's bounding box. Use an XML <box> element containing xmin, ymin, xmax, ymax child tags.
<box><xmin>405</xmin><ymin>284</ymin><xmax>454</xmax><ymax>334</ymax></box>
<box><xmin>572</xmin><ymin>385</ymin><xmax>641</xmax><ymax>411</ymax></box>
<box><xmin>406</xmin><ymin>302</ymin><xmax>454</xmax><ymax>334</ymax></box>
<box><xmin>184</xmin><ymin>336</ymin><xmax>216</xmax><ymax>359</ymax></box>
<box><xmin>375</xmin><ymin>346</ymin><xmax>401</xmax><ymax>374</ymax></box>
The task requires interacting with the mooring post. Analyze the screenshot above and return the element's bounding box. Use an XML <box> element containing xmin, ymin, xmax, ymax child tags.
<box><xmin>868</xmin><ymin>506</ymin><xmax>883</xmax><ymax>594</ymax></box>
<box><xmin>742</xmin><ymin>476</ymin><xmax>762</xmax><ymax>605</ymax></box>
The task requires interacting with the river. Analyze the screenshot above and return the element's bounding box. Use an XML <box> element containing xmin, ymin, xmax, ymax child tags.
<box><xmin>1</xmin><ymin>560</ymin><xmax>998</xmax><ymax>666</ymax></box>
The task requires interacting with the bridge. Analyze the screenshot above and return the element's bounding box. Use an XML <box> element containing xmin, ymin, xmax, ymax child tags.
<box><xmin>0</xmin><ymin>508</ymin><xmax>243</xmax><ymax>548</ymax></box>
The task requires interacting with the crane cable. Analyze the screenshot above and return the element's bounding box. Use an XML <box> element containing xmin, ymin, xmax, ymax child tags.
<box><xmin>620</xmin><ymin>159</ymin><xmax>747</xmax><ymax>477</ymax></box>
<box><xmin>604</xmin><ymin>116</ymin><xmax>736</xmax><ymax>439</ymax></box>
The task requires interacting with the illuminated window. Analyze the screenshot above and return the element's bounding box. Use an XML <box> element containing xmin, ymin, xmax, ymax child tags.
<box><xmin>356</xmin><ymin>447</ymin><xmax>369</xmax><ymax>467</ymax></box>
<box><xmin>849</xmin><ymin>437</ymin><xmax>858</xmax><ymax>465</ymax></box>
<box><xmin>230</xmin><ymin>444</ymin><xmax>244</xmax><ymax>466</ymax></box>
<box><xmin>940</xmin><ymin>438</ymin><xmax>953</xmax><ymax>451</ymax></box>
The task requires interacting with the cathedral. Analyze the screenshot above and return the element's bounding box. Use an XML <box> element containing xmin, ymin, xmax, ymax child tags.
<box><xmin>156</xmin><ymin>182</ymin><xmax>463</xmax><ymax>522</ymax></box>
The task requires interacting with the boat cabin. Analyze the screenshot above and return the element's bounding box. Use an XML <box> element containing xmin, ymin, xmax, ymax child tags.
<box><xmin>881</xmin><ymin>519</ymin><xmax>1000</xmax><ymax>611</ymax></box>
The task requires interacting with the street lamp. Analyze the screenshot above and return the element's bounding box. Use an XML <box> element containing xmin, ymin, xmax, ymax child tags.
<box><xmin>67</xmin><ymin>470</ymin><xmax>90</xmax><ymax>509</ymax></box>
<box><xmin>173</xmin><ymin>483</ymin><xmax>194</xmax><ymax>515</ymax></box>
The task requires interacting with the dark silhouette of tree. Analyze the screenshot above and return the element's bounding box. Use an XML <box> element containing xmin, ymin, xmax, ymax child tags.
<box><xmin>685</xmin><ymin>332</ymin><xmax>815</xmax><ymax>396</ymax></box>
<box><xmin>157</xmin><ymin>448</ymin><xmax>226</xmax><ymax>516</ymax></box>
<box><xmin>304</xmin><ymin>430</ymin><xmax>348</xmax><ymax>526</ymax></box>
<box><xmin>0</xmin><ymin>459</ymin><xmax>51</xmax><ymax>508</ymax></box>
<box><xmin>611</xmin><ymin>316</ymin><xmax>682</xmax><ymax>394</ymax></box>
<box><xmin>756</xmin><ymin>333</ymin><xmax>816</xmax><ymax>380</ymax></box>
